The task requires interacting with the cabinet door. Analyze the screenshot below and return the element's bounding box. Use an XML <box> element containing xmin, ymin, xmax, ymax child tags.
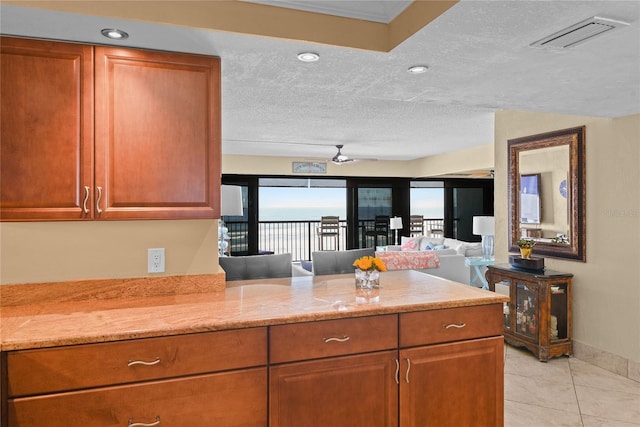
<box><xmin>1</xmin><ymin>37</ymin><xmax>94</xmax><ymax>221</ymax></box>
<box><xmin>9</xmin><ymin>368</ymin><xmax>266</xmax><ymax>427</ymax></box>
<box><xmin>400</xmin><ymin>337</ymin><xmax>503</xmax><ymax>427</ymax></box>
<box><xmin>94</xmin><ymin>47</ymin><xmax>221</xmax><ymax>219</ymax></box>
<box><xmin>270</xmin><ymin>351</ymin><xmax>398</xmax><ymax>427</ymax></box>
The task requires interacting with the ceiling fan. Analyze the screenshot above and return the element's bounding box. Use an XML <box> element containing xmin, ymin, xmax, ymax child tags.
<box><xmin>331</xmin><ymin>145</ymin><xmax>377</xmax><ymax>165</ymax></box>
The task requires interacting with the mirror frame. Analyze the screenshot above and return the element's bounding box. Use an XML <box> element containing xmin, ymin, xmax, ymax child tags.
<box><xmin>508</xmin><ymin>126</ymin><xmax>586</xmax><ymax>262</ymax></box>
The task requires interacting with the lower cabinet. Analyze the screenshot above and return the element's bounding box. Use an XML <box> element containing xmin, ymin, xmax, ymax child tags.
<box><xmin>4</xmin><ymin>306</ymin><xmax>505</xmax><ymax>426</ymax></box>
<box><xmin>270</xmin><ymin>351</ymin><xmax>399</xmax><ymax>427</ymax></box>
<box><xmin>269</xmin><ymin>338</ymin><xmax>503</xmax><ymax>427</ymax></box>
<box><xmin>5</xmin><ymin>328</ymin><xmax>268</xmax><ymax>427</ymax></box>
<box><xmin>269</xmin><ymin>308</ymin><xmax>504</xmax><ymax>426</ymax></box>
<box><xmin>9</xmin><ymin>368</ymin><xmax>267</xmax><ymax>427</ymax></box>
<box><xmin>400</xmin><ymin>337</ymin><xmax>504</xmax><ymax>427</ymax></box>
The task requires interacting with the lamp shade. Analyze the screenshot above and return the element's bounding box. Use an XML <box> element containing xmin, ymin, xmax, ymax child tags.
<box><xmin>472</xmin><ymin>216</ymin><xmax>495</xmax><ymax>235</ymax></box>
<box><xmin>220</xmin><ymin>185</ymin><xmax>243</xmax><ymax>216</ymax></box>
<box><xmin>390</xmin><ymin>216</ymin><xmax>403</xmax><ymax>230</ymax></box>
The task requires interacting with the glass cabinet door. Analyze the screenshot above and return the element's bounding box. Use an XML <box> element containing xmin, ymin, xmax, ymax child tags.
<box><xmin>515</xmin><ymin>281</ymin><xmax>538</xmax><ymax>340</ymax></box>
<box><xmin>493</xmin><ymin>279</ymin><xmax>511</xmax><ymax>331</ymax></box>
<box><xmin>550</xmin><ymin>282</ymin><xmax>569</xmax><ymax>341</ymax></box>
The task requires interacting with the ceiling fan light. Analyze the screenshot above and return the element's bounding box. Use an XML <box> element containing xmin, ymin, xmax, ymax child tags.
<box><xmin>101</xmin><ymin>28</ymin><xmax>129</xmax><ymax>40</ymax></box>
<box><xmin>297</xmin><ymin>52</ymin><xmax>320</xmax><ymax>62</ymax></box>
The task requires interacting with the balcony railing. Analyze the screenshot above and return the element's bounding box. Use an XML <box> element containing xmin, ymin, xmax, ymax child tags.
<box><xmin>225</xmin><ymin>218</ymin><xmax>444</xmax><ymax>262</ymax></box>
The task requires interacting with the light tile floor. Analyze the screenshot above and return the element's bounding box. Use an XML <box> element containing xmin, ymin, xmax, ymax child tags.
<box><xmin>504</xmin><ymin>344</ymin><xmax>640</xmax><ymax>426</ymax></box>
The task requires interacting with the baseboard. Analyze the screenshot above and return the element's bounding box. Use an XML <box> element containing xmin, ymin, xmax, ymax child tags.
<box><xmin>573</xmin><ymin>339</ymin><xmax>640</xmax><ymax>383</ymax></box>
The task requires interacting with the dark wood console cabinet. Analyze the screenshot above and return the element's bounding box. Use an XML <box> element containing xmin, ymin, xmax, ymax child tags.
<box><xmin>486</xmin><ymin>264</ymin><xmax>573</xmax><ymax>361</ymax></box>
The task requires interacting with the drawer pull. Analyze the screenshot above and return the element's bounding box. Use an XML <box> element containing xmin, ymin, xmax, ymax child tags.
<box><xmin>129</xmin><ymin>416</ymin><xmax>160</xmax><ymax>427</ymax></box>
<box><xmin>82</xmin><ymin>186</ymin><xmax>90</xmax><ymax>214</ymax></box>
<box><xmin>405</xmin><ymin>358</ymin><xmax>411</xmax><ymax>383</ymax></box>
<box><xmin>394</xmin><ymin>359</ymin><xmax>400</xmax><ymax>384</ymax></box>
<box><xmin>127</xmin><ymin>357</ymin><xmax>160</xmax><ymax>367</ymax></box>
<box><xmin>96</xmin><ymin>186</ymin><xmax>103</xmax><ymax>214</ymax></box>
<box><xmin>444</xmin><ymin>323</ymin><xmax>467</xmax><ymax>329</ymax></box>
<box><xmin>323</xmin><ymin>336</ymin><xmax>350</xmax><ymax>343</ymax></box>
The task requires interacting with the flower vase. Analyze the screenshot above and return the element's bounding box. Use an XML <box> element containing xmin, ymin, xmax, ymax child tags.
<box><xmin>520</xmin><ymin>247</ymin><xmax>533</xmax><ymax>259</ymax></box>
<box><xmin>355</xmin><ymin>268</ymin><xmax>380</xmax><ymax>303</ymax></box>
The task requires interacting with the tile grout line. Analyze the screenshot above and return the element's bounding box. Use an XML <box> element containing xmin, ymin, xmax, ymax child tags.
<box><xmin>568</xmin><ymin>357</ymin><xmax>586</xmax><ymax>426</ymax></box>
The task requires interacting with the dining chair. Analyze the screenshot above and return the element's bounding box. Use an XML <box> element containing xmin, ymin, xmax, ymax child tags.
<box><xmin>219</xmin><ymin>253</ymin><xmax>293</xmax><ymax>281</ymax></box>
<box><xmin>311</xmin><ymin>248</ymin><xmax>375</xmax><ymax>276</ymax></box>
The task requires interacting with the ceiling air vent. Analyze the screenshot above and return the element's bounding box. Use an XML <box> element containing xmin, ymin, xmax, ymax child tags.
<box><xmin>530</xmin><ymin>16</ymin><xmax>629</xmax><ymax>49</ymax></box>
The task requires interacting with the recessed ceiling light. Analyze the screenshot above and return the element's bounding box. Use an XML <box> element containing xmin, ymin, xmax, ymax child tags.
<box><xmin>297</xmin><ymin>52</ymin><xmax>320</xmax><ymax>62</ymax></box>
<box><xmin>101</xmin><ymin>28</ymin><xmax>129</xmax><ymax>40</ymax></box>
<box><xmin>407</xmin><ymin>65</ymin><xmax>429</xmax><ymax>74</ymax></box>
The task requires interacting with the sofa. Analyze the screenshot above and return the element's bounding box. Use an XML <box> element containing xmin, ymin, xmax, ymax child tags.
<box><xmin>380</xmin><ymin>235</ymin><xmax>483</xmax><ymax>284</ymax></box>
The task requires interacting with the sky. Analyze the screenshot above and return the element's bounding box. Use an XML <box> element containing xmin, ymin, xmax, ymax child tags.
<box><xmin>258</xmin><ymin>187</ymin><xmax>443</xmax><ymax>220</ymax></box>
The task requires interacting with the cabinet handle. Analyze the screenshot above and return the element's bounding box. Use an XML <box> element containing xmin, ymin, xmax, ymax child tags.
<box><xmin>323</xmin><ymin>336</ymin><xmax>350</xmax><ymax>343</ymax></box>
<box><xmin>96</xmin><ymin>186</ymin><xmax>103</xmax><ymax>214</ymax></box>
<box><xmin>128</xmin><ymin>416</ymin><xmax>160</xmax><ymax>427</ymax></box>
<box><xmin>82</xmin><ymin>186</ymin><xmax>90</xmax><ymax>214</ymax></box>
<box><xmin>394</xmin><ymin>358</ymin><xmax>400</xmax><ymax>384</ymax></box>
<box><xmin>444</xmin><ymin>323</ymin><xmax>466</xmax><ymax>329</ymax></box>
<box><xmin>127</xmin><ymin>357</ymin><xmax>160</xmax><ymax>367</ymax></box>
<box><xmin>404</xmin><ymin>358</ymin><xmax>411</xmax><ymax>383</ymax></box>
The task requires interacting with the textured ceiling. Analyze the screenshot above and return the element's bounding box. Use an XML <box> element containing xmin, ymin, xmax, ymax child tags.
<box><xmin>2</xmin><ymin>1</ymin><xmax>639</xmax><ymax>164</ymax></box>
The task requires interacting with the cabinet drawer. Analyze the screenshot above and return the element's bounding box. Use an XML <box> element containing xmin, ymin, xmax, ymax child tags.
<box><xmin>9</xmin><ymin>367</ymin><xmax>267</xmax><ymax>427</ymax></box>
<box><xmin>8</xmin><ymin>327</ymin><xmax>267</xmax><ymax>397</ymax></box>
<box><xmin>400</xmin><ymin>304</ymin><xmax>503</xmax><ymax>347</ymax></box>
<box><xmin>270</xmin><ymin>315</ymin><xmax>397</xmax><ymax>364</ymax></box>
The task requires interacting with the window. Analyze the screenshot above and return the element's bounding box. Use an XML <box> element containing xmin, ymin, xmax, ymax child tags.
<box><xmin>411</xmin><ymin>181</ymin><xmax>444</xmax><ymax>219</ymax></box>
<box><xmin>258</xmin><ymin>178</ymin><xmax>346</xmax><ymax>220</ymax></box>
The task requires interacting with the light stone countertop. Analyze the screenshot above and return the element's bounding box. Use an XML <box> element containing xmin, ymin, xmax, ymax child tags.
<box><xmin>0</xmin><ymin>270</ymin><xmax>507</xmax><ymax>351</ymax></box>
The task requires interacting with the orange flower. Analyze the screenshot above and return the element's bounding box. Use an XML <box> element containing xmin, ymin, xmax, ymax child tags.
<box><xmin>353</xmin><ymin>256</ymin><xmax>387</xmax><ymax>272</ymax></box>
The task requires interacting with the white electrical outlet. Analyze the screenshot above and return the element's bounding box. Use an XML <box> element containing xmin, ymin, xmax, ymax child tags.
<box><xmin>148</xmin><ymin>248</ymin><xmax>165</xmax><ymax>273</ymax></box>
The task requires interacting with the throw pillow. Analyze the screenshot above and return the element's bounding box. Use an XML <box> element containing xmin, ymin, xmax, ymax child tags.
<box><xmin>401</xmin><ymin>237</ymin><xmax>420</xmax><ymax>251</ymax></box>
<box><xmin>300</xmin><ymin>260</ymin><xmax>313</xmax><ymax>272</ymax></box>
<box><xmin>418</xmin><ymin>236</ymin><xmax>445</xmax><ymax>248</ymax></box>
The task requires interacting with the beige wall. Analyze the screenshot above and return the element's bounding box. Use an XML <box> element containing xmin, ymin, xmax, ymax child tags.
<box><xmin>222</xmin><ymin>143</ymin><xmax>494</xmax><ymax>177</ymax></box>
<box><xmin>0</xmin><ymin>220</ymin><xmax>219</xmax><ymax>284</ymax></box>
<box><xmin>495</xmin><ymin>111</ymin><xmax>640</xmax><ymax>362</ymax></box>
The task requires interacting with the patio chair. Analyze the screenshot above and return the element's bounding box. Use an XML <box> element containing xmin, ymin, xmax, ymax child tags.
<box><xmin>409</xmin><ymin>215</ymin><xmax>424</xmax><ymax>237</ymax></box>
<box><xmin>311</xmin><ymin>248</ymin><xmax>375</xmax><ymax>276</ymax></box>
<box><xmin>430</xmin><ymin>224</ymin><xmax>444</xmax><ymax>238</ymax></box>
<box><xmin>316</xmin><ymin>216</ymin><xmax>340</xmax><ymax>251</ymax></box>
<box><xmin>220</xmin><ymin>253</ymin><xmax>293</xmax><ymax>281</ymax></box>
<box><xmin>365</xmin><ymin>215</ymin><xmax>390</xmax><ymax>247</ymax></box>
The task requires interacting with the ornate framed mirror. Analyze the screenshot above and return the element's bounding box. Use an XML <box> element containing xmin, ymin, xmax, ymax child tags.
<box><xmin>508</xmin><ymin>126</ymin><xmax>586</xmax><ymax>261</ymax></box>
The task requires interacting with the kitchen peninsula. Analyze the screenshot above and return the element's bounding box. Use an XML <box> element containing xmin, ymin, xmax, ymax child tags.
<box><xmin>1</xmin><ymin>270</ymin><xmax>508</xmax><ymax>426</ymax></box>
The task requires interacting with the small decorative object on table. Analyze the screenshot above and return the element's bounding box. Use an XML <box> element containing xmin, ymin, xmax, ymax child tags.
<box><xmin>353</xmin><ymin>256</ymin><xmax>387</xmax><ymax>303</ymax></box>
<box><xmin>516</xmin><ymin>238</ymin><xmax>536</xmax><ymax>259</ymax></box>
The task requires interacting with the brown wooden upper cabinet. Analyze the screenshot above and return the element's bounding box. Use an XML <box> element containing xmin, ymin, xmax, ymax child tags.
<box><xmin>1</xmin><ymin>37</ymin><xmax>221</xmax><ymax>221</ymax></box>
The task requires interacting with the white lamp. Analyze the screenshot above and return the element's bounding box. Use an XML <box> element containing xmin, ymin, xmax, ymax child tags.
<box><xmin>390</xmin><ymin>216</ymin><xmax>403</xmax><ymax>245</ymax></box>
<box><xmin>472</xmin><ymin>216</ymin><xmax>495</xmax><ymax>260</ymax></box>
<box><xmin>219</xmin><ymin>185</ymin><xmax>243</xmax><ymax>256</ymax></box>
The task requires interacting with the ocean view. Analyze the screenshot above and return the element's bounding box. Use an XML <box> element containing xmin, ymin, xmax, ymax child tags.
<box><xmin>258</xmin><ymin>186</ymin><xmax>444</xmax><ymax>221</ymax></box>
<box><xmin>259</xmin><ymin>206</ymin><xmax>444</xmax><ymax>221</ymax></box>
